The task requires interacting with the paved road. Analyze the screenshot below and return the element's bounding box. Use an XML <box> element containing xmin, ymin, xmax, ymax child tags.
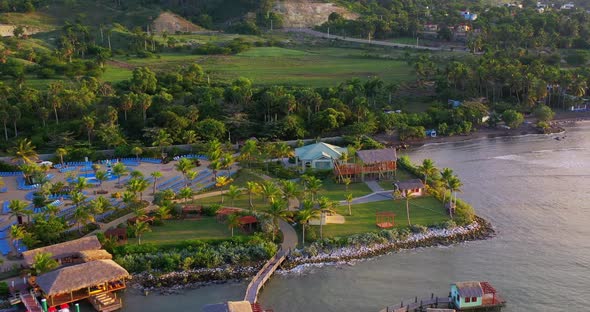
<box><xmin>283</xmin><ymin>28</ymin><xmax>459</xmax><ymax>51</ymax></box>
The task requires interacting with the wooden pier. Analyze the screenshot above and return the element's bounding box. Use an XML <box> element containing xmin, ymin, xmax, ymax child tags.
<box><xmin>20</xmin><ymin>291</ymin><xmax>43</xmax><ymax>312</ymax></box>
<box><xmin>380</xmin><ymin>293</ymin><xmax>505</xmax><ymax>312</ymax></box>
<box><xmin>244</xmin><ymin>249</ymin><xmax>289</xmax><ymax>303</ymax></box>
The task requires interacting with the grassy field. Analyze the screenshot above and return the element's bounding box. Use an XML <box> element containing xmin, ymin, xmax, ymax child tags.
<box><xmin>108</xmin><ymin>46</ymin><xmax>414</xmax><ymax>87</ymax></box>
<box><xmin>128</xmin><ymin>217</ymin><xmax>244</xmax><ymax>245</ymax></box>
<box><xmin>321</xmin><ymin>196</ymin><xmax>449</xmax><ymax>238</ymax></box>
<box><xmin>377</xmin><ymin>169</ymin><xmax>418</xmax><ymax>190</ymax></box>
<box><xmin>320</xmin><ymin>179</ymin><xmax>372</xmax><ymax>201</ymax></box>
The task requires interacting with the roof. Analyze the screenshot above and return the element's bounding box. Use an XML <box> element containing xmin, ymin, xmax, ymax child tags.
<box><xmin>227</xmin><ymin>301</ymin><xmax>253</xmax><ymax>312</ymax></box>
<box><xmin>295</xmin><ymin>142</ymin><xmax>347</xmax><ymax>161</ymax></box>
<box><xmin>239</xmin><ymin>216</ymin><xmax>257</xmax><ymax>225</ymax></box>
<box><xmin>75</xmin><ymin>249</ymin><xmax>113</xmax><ymax>262</ymax></box>
<box><xmin>394</xmin><ymin>179</ymin><xmax>425</xmax><ymax>191</ymax></box>
<box><xmin>357</xmin><ymin>149</ymin><xmax>397</xmax><ymax>164</ymax></box>
<box><xmin>22</xmin><ymin>236</ymin><xmax>101</xmax><ymax>266</ymax></box>
<box><xmin>217</xmin><ymin>208</ymin><xmax>240</xmax><ymax>216</ymax></box>
<box><xmin>36</xmin><ymin>260</ymin><xmax>130</xmax><ymax>296</ymax></box>
<box><xmin>455</xmin><ymin>281</ymin><xmax>483</xmax><ymax>298</ymax></box>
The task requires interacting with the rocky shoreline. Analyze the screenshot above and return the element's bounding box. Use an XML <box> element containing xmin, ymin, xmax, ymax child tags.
<box><xmin>282</xmin><ymin>216</ymin><xmax>494</xmax><ymax>270</ymax></box>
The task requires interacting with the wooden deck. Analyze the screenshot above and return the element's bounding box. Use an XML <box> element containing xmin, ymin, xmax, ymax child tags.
<box><xmin>20</xmin><ymin>292</ymin><xmax>43</xmax><ymax>312</ymax></box>
<box><xmin>380</xmin><ymin>295</ymin><xmax>505</xmax><ymax>312</ymax></box>
<box><xmin>89</xmin><ymin>292</ymin><xmax>123</xmax><ymax>312</ymax></box>
<box><xmin>244</xmin><ymin>250</ymin><xmax>289</xmax><ymax>303</ymax></box>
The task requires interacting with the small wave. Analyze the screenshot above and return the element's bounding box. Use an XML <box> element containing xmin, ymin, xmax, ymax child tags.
<box><xmin>493</xmin><ymin>154</ymin><xmax>523</xmax><ymax>161</ymax></box>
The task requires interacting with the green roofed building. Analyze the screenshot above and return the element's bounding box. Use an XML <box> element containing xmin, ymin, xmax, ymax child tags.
<box><xmin>294</xmin><ymin>142</ymin><xmax>347</xmax><ymax>172</ymax></box>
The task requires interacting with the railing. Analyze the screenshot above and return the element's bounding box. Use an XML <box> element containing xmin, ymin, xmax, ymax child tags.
<box><xmin>380</xmin><ymin>295</ymin><xmax>452</xmax><ymax>312</ymax></box>
<box><xmin>244</xmin><ymin>249</ymin><xmax>289</xmax><ymax>303</ymax></box>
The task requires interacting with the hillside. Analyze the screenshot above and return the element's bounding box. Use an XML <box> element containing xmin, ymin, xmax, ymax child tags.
<box><xmin>274</xmin><ymin>0</ymin><xmax>357</xmax><ymax>28</ymax></box>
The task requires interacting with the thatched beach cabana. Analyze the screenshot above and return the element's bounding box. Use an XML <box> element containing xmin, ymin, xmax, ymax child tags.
<box><xmin>36</xmin><ymin>259</ymin><xmax>129</xmax><ymax>309</ymax></box>
<box><xmin>22</xmin><ymin>236</ymin><xmax>101</xmax><ymax>267</ymax></box>
<box><xmin>335</xmin><ymin>148</ymin><xmax>397</xmax><ymax>182</ymax></box>
<box><xmin>76</xmin><ymin>250</ymin><xmax>113</xmax><ymax>262</ymax></box>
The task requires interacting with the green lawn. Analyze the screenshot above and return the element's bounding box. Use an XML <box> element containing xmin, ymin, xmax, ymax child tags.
<box><xmin>377</xmin><ymin>169</ymin><xmax>418</xmax><ymax>190</ymax></box>
<box><xmin>321</xmin><ymin>196</ymin><xmax>449</xmax><ymax>238</ymax></box>
<box><xmin>320</xmin><ymin>179</ymin><xmax>373</xmax><ymax>201</ymax></box>
<box><xmin>129</xmin><ymin>218</ymin><xmax>244</xmax><ymax>245</ymax></box>
<box><xmin>196</xmin><ymin>194</ymin><xmax>269</xmax><ymax>211</ymax></box>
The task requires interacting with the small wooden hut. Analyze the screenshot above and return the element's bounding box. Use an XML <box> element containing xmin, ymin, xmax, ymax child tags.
<box><xmin>239</xmin><ymin>216</ymin><xmax>258</xmax><ymax>232</ymax></box>
<box><xmin>394</xmin><ymin>179</ymin><xmax>425</xmax><ymax>197</ymax></box>
<box><xmin>334</xmin><ymin>148</ymin><xmax>397</xmax><ymax>182</ymax></box>
<box><xmin>22</xmin><ymin>236</ymin><xmax>102</xmax><ymax>267</ymax></box>
<box><xmin>35</xmin><ymin>259</ymin><xmax>129</xmax><ymax>310</ymax></box>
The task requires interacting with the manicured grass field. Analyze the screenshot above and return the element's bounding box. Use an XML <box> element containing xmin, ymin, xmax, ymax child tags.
<box><xmin>320</xmin><ymin>196</ymin><xmax>449</xmax><ymax>238</ymax></box>
<box><xmin>320</xmin><ymin>179</ymin><xmax>373</xmax><ymax>201</ymax></box>
<box><xmin>377</xmin><ymin>169</ymin><xmax>418</xmax><ymax>190</ymax></box>
<box><xmin>109</xmin><ymin>46</ymin><xmax>414</xmax><ymax>87</ymax></box>
<box><xmin>129</xmin><ymin>217</ymin><xmax>244</xmax><ymax>245</ymax></box>
<box><xmin>197</xmin><ymin>194</ymin><xmax>269</xmax><ymax>211</ymax></box>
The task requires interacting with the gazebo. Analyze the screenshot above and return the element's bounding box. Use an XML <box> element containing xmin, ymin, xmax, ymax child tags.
<box><xmin>239</xmin><ymin>216</ymin><xmax>258</xmax><ymax>232</ymax></box>
<box><xmin>376</xmin><ymin>211</ymin><xmax>395</xmax><ymax>228</ymax></box>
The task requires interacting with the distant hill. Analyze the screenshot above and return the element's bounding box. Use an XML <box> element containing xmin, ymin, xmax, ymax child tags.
<box><xmin>151</xmin><ymin>12</ymin><xmax>204</xmax><ymax>34</ymax></box>
<box><xmin>274</xmin><ymin>0</ymin><xmax>356</xmax><ymax>28</ymax></box>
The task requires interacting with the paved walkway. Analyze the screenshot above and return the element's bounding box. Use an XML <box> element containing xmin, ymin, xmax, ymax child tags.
<box><xmin>339</xmin><ymin>190</ymin><xmax>393</xmax><ymax>205</ymax></box>
<box><xmin>365</xmin><ymin>180</ymin><xmax>385</xmax><ymax>193</ymax></box>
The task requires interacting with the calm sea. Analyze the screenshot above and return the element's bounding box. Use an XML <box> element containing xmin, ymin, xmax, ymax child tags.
<box><xmin>122</xmin><ymin>123</ymin><xmax>590</xmax><ymax>312</ymax></box>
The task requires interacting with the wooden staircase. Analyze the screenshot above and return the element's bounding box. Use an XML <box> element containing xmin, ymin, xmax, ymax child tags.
<box><xmin>89</xmin><ymin>292</ymin><xmax>122</xmax><ymax>312</ymax></box>
<box><xmin>20</xmin><ymin>292</ymin><xmax>43</xmax><ymax>312</ymax></box>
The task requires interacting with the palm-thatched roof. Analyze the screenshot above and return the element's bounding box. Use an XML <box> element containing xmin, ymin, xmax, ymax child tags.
<box><xmin>76</xmin><ymin>249</ymin><xmax>112</xmax><ymax>262</ymax></box>
<box><xmin>22</xmin><ymin>236</ymin><xmax>101</xmax><ymax>266</ymax></box>
<box><xmin>356</xmin><ymin>148</ymin><xmax>397</xmax><ymax>164</ymax></box>
<box><xmin>36</xmin><ymin>260</ymin><xmax>130</xmax><ymax>296</ymax></box>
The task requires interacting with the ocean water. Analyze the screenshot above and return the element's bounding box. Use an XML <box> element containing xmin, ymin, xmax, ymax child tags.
<box><xmin>122</xmin><ymin>123</ymin><xmax>590</xmax><ymax>312</ymax></box>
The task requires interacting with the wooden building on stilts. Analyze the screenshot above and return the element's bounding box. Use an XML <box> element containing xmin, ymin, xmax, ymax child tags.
<box><xmin>334</xmin><ymin>148</ymin><xmax>397</xmax><ymax>183</ymax></box>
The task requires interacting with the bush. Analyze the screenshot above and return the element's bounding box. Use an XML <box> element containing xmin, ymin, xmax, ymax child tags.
<box><xmin>0</xmin><ymin>282</ymin><xmax>8</xmax><ymax>297</ymax></box>
<box><xmin>410</xmin><ymin>224</ymin><xmax>428</xmax><ymax>234</ymax></box>
<box><xmin>202</xmin><ymin>204</ymin><xmax>221</xmax><ymax>216</ymax></box>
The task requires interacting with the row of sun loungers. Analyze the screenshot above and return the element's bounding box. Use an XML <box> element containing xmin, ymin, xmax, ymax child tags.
<box><xmin>0</xmin><ymin>172</ymin><xmax>21</xmax><ymax>177</ymax></box>
<box><xmin>17</xmin><ymin>177</ymin><xmax>39</xmax><ymax>190</ymax></box>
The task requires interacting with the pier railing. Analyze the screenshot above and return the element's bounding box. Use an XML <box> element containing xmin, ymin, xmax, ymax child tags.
<box><xmin>380</xmin><ymin>294</ymin><xmax>452</xmax><ymax>312</ymax></box>
<box><xmin>244</xmin><ymin>249</ymin><xmax>289</xmax><ymax>303</ymax></box>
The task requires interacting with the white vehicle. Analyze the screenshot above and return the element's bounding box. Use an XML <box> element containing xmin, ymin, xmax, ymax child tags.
<box><xmin>37</xmin><ymin>160</ymin><xmax>53</xmax><ymax>167</ymax></box>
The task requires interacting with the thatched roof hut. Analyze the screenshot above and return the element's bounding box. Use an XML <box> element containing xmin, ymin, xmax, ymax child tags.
<box><xmin>76</xmin><ymin>249</ymin><xmax>113</xmax><ymax>262</ymax></box>
<box><xmin>394</xmin><ymin>179</ymin><xmax>425</xmax><ymax>191</ymax></box>
<box><xmin>356</xmin><ymin>148</ymin><xmax>397</xmax><ymax>164</ymax></box>
<box><xmin>22</xmin><ymin>236</ymin><xmax>101</xmax><ymax>266</ymax></box>
<box><xmin>36</xmin><ymin>260</ymin><xmax>130</xmax><ymax>296</ymax></box>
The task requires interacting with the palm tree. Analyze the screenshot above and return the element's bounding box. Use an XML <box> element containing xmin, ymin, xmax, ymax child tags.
<box><xmin>155</xmin><ymin>204</ymin><xmax>171</xmax><ymax>221</ymax></box>
<box><xmin>73</xmin><ymin>177</ymin><xmax>88</xmax><ymax>192</ymax></box>
<box><xmin>345</xmin><ymin>192</ymin><xmax>353</xmax><ymax>216</ymax></box>
<box><xmin>31</xmin><ymin>252</ymin><xmax>59</xmax><ymax>275</ymax></box>
<box><xmin>208</xmin><ymin>160</ymin><xmax>222</xmax><ymax>181</ymax></box>
<box><xmin>95</xmin><ymin>170</ymin><xmax>108</xmax><ymax>192</ymax></box>
<box><xmin>239</xmin><ymin>139</ymin><xmax>258</xmax><ymax>167</ymax></box>
<box><xmin>267</xmin><ymin>200</ymin><xmax>289</xmax><ymax>241</ymax></box>
<box><xmin>395</xmin><ymin>189</ymin><xmax>414</xmax><ymax>226</ymax></box>
<box><xmin>55</xmin><ymin>148</ymin><xmax>67</xmax><ymax>167</ymax></box>
<box><xmin>183</xmin><ymin>130</ymin><xmax>198</xmax><ymax>153</ymax></box>
<box><xmin>260</xmin><ymin>180</ymin><xmax>280</xmax><ymax>204</ymax></box>
<box><xmin>130</xmin><ymin>220</ymin><xmax>151</xmax><ymax>245</ymax></box>
<box><xmin>122</xmin><ymin>191</ymin><xmax>137</xmax><ymax>207</ymax></box>
<box><xmin>418</xmin><ymin>158</ymin><xmax>438</xmax><ymax>185</ymax></box>
<box><xmin>178</xmin><ymin>187</ymin><xmax>193</xmax><ymax>203</ymax></box>
<box><xmin>280</xmin><ymin>180</ymin><xmax>300</xmax><ymax>209</ymax></box>
<box><xmin>9</xmin><ymin>138</ymin><xmax>38</xmax><ymax>164</ymax></box>
<box><xmin>317</xmin><ymin>197</ymin><xmax>336</xmax><ymax>239</ymax></box>
<box><xmin>128</xmin><ymin>178</ymin><xmax>149</xmax><ymax>201</ymax></box>
<box><xmin>8</xmin><ymin>199</ymin><xmax>27</xmax><ymax>224</ymax></box>
<box><xmin>175</xmin><ymin>158</ymin><xmax>195</xmax><ymax>185</ymax></box>
<box><xmin>448</xmin><ymin>175</ymin><xmax>463</xmax><ymax>219</ymax></box>
<box><xmin>112</xmin><ymin>162</ymin><xmax>127</xmax><ymax>186</ymax></box>
<box><xmin>215</xmin><ymin>176</ymin><xmax>233</xmax><ymax>204</ymax></box>
<box><xmin>150</xmin><ymin>171</ymin><xmax>162</xmax><ymax>194</ymax></box>
<box><xmin>131</xmin><ymin>146</ymin><xmax>143</xmax><ymax>162</ymax></box>
<box><xmin>440</xmin><ymin>168</ymin><xmax>454</xmax><ymax>207</ymax></box>
<box><xmin>152</xmin><ymin>129</ymin><xmax>173</xmax><ymax>155</ymax></box>
<box><xmin>73</xmin><ymin>206</ymin><xmax>94</xmax><ymax>234</ymax></box>
<box><xmin>221</xmin><ymin>153</ymin><xmax>235</xmax><ymax>176</ymax></box>
<box><xmin>227</xmin><ymin>214</ymin><xmax>241</xmax><ymax>237</ymax></box>
<box><xmin>304</xmin><ymin>176</ymin><xmax>322</xmax><ymax>202</ymax></box>
<box><xmin>245</xmin><ymin>181</ymin><xmax>261</xmax><ymax>210</ymax></box>
<box><xmin>8</xmin><ymin>225</ymin><xmax>25</xmax><ymax>255</ymax></box>
<box><xmin>70</xmin><ymin>191</ymin><xmax>87</xmax><ymax>210</ymax></box>
<box><xmin>343</xmin><ymin>177</ymin><xmax>352</xmax><ymax>192</ymax></box>
<box><xmin>186</xmin><ymin>171</ymin><xmax>198</xmax><ymax>185</ymax></box>
<box><xmin>297</xmin><ymin>207</ymin><xmax>319</xmax><ymax>246</ymax></box>
<box><xmin>226</xmin><ymin>185</ymin><xmax>242</xmax><ymax>206</ymax></box>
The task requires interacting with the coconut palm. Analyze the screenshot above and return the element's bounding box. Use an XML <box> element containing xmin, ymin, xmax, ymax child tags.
<box><xmin>112</xmin><ymin>162</ymin><xmax>127</xmax><ymax>186</ymax></box>
<box><xmin>55</xmin><ymin>148</ymin><xmax>67</xmax><ymax>167</ymax></box>
<box><xmin>226</xmin><ymin>185</ymin><xmax>242</xmax><ymax>206</ymax></box>
<box><xmin>343</xmin><ymin>177</ymin><xmax>352</xmax><ymax>192</ymax></box>
<box><xmin>8</xmin><ymin>199</ymin><xmax>28</xmax><ymax>224</ymax></box>
<box><xmin>215</xmin><ymin>176</ymin><xmax>233</xmax><ymax>204</ymax></box>
<box><xmin>317</xmin><ymin>197</ymin><xmax>337</xmax><ymax>239</ymax></box>
<box><xmin>345</xmin><ymin>192</ymin><xmax>354</xmax><ymax>216</ymax></box>
<box><xmin>31</xmin><ymin>252</ymin><xmax>59</xmax><ymax>275</ymax></box>
<box><xmin>245</xmin><ymin>181</ymin><xmax>261</xmax><ymax>210</ymax></box>
<box><xmin>221</xmin><ymin>153</ymin><xmax>235</xmax><ymax>176</ymax></box>
<box><xmin>280</xmin><ymin>180</ymin><xmax>300</xmax><ymax>208</ymax></box>
<box><xmin>183</xmin><ymin>130</ymin><xmax>198</xmax><ymax>153</ymax></box>
<box><xmin>127</xmin><ymin>178</ymin><xmax>149</xmax><ymax>201</ymax></box>
<box><xmin>73</xmin><ymin>177</ymin><xmax>88</xmax><ymax>192</ymax></box>
<box><xmin>91</xmin><ymin>164</ymin><xmax>101</xmax><ymax>175</ymax></box>
<box><xmin>303</xmin><ymin>176</ymin><xmax>322</xmax><ymax>202</ymax></box>
<box><xmin>178</xmin><ymin>187</ymin><xmax>193</xmax><ymax>203</ymax></box>
<box><xmin>186</xmin><ymin>171</ymin><xmax>198</xmax><ymax>186</ymax></box>
<box><xmin>267</xmin><ymin>200</ymin><xmax>289</xmax><ymax>241</ymax></box>
<box><xmin>9</xmin><ymin>138</ymin><xmax>38</xmax><ymax>164</ymax></box>
<box><xmin>208</xmin><ymin>160</ymin><xmax>222</xmax><ymax>181</ymax></box>
<box><xmin>297</xmin><ymin>207</ymin><xmax>320</xmax><ymax>246</ymax></box>
<box><xmin>150</xmin><ymin>171</ymin><xmax>162</xmax><ymax>194</ymax></box>
<box><xmin>152</xmin><ymin>129</ymin><xmax>173</xmax><ymax>155</ymax></box>
<box><xmin>73</xmin><ymin>206</ymin><xmax>94</xmax><ymax>234</ymax></box>
<box><xmin>395</xmin><ymin>189</ymin><xmax>414</xmax><ymax>226</ymax></box>
<box><xmin>175</xmin><ymin>158</ymin><xmax>195</xmax><ymax>185</ymax></box>
<box><xmin>95</xmin><ymin>170</ymin><xmax>108</xmax><ymax>192</ymax></box>
<box><xmin>130</xmin><ymin>220</ymin><xmax>151</xmax><ymax>245</ymax></box>
<box><xmin>440</xmin><ymin>168</ymin><xmax>454</xmax><ymax>206</ymax></box>
<box><xmin>448</xmin><ymin>175</ymin><xmax>463</xmax><ymax>219</ymax></box>
<box><xmin>418</xmin><ymin>158</ymin><xmax>438</xmax><ymax>185</ymax></box>
<box><xmin>155</xmin><ymin>204</ymin><xmax>171</xmax><ymax>221</ymax></box>
<box><xmin>131</xmin><ymin>146</ymin><xmax>143</xmax><ymax>162</ymax></box>
<box><xmin>227</xmin><ymin>214</ymin><xmax>241</xmax><ymax>237</ymax></box>
<box><xmin>70</xmin><ymin>191</ymin><xmax>87</xmax><ymax>210</ymax></box>
<box><xmin>260</xmin><ymin>180</ymin><xmax>280</xmax><ymax>204</ymax></box>
<box><xmin>122</xmin><ymin>191</ymin><xmax>137</xmax><ymax>207</ymax></box>
<box><xmin>8</xmin><ymin>225</ymin><xmax>25</xmax><ymax>255</ymax></box>
<box><xmin>239</xmin><ymin>139</ymin><xmax>258</xmax><ymax>167</ymax></box>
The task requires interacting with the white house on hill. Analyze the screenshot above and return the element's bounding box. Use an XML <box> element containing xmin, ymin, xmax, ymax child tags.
<box><xmin>294</xmin><ymin>142</ymin><xmax>347</xmax><ymax>171</ymax></box>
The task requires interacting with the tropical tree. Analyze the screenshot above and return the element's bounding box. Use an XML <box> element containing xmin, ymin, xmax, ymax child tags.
<box><xmin>448</xmin><ymin>175</ymin><xmax>463</xmax><ymax>219</ymax></box>
<box><xmin>280</xmin><ymin>180</ymin><xmax>300</xmax><ymax>208</ymax></box>
<box><xmin>8</xmin><ymin>199</ymin><xmax>27</xmax><ymax>224</ymax></box>
<box><xmin>208</xmin><ymin>160</ymin><xmax>222</xmax><ymax>180</ymax></box>
<box><xmin>55</xmin><ymin>148</ymin><xmax>67</xmax><ymax>167</ymax></box>
<box><xmin>239</xmin><ymin>139</ymin><xmax>258</xmax><ymax>167</ymax></box>
<box><xmin>73</xmin><ymin>206</ymin><xmax>94</xmax><ymax>234</ymax></box>
<box><xmin>73</xmin><ymin>177</ymin><xmax>88</xmax><ymax>192</ymax></box>
<box><xmin>297</xmin><ymin>207</ymin><xmax>319</xmax><ymax>246</ymax></box>
<box><xmin>130</xmin><ymin>220</ymin><xmax>151</xmax><ymax>245</ymax></box>
<box><xmin>302</xmin><ymin>176</ymin><xmax>322</xmax><ymax>202</ymax></box>
<box><xmin>155</xmin><ymin>204</ymin><xmax>171</xmax><ymax>221</ymax></box>
<box><xmin>343</xmin><ymin>177</ymin><xmax>352</xmax><ymax>192</ymax></box>
<box><xmin>95</xmin><ymin>170</ymin><xmax>108</xmax><ymax>192</ymax></box>
<box><xmin>178</xmin><ymin>187</ymin><xmax>193</xmax><ymax>203</ymax></box>
<box><xmin>131</xmin><ymin>146</ymin><xmax>143</xmax><ymax>162</ymax></box>
<box><xmin>8</xmin><ymin>225</ymin><xmax>25</xmax><ymax>255</ymax></box>
<box><xmin>418</xmin><ymin>158</ymin><xmax>438</xmax><ymax>185</ymax></box>
<box><xmin>112</xmin><ymin>162</ymin><xmax>127</xmax><ymax>186</ymax></box>
<box><xmin>152</xmin><ymin>129</ymin><xmax>173</xmax><ymax>155</ymax></box>
<box><xmin>260</xmin><ymin>180</ymin><xmax>280</xmax><ymax>204</ymax></box>
<box><xmin>215</xmin><ymin>176</ymin><xmax>233</xmax><ymax>204</ymax></box>
<box><xmin>227</xmin><ymin>213</ymin><xmax>241</xmax><ymax>237</ymax></box>
<box><xmin>226</xmin><ymin>185</ymin><xmax>242</xmax><ymax>206</ymax></box>
<box><xmin>175</xmin><ymin>158</ymin><xmax>195</xmax><ymax>185</ymax></box>
<box><xmin>345</xmin><ymin>192</ymin><xmax>353</xmax><ymax>216</ymax></box>
<box><xmin>150</xmin><ymin>171</ymin><xmax>162</xmax><ymax>194</ymax></box>
<box><xmin>395</xmin><ymin>189</ymin><xmax>414</xmax><ymax>226</ymax></box>
<box><xmin>9</xmin><ymin>138</ymin><xmax>38</xmax><ymax>164</ymax></box>
<box><xmin>267</xmin><ymin>200</ymin><xmax>289</xmax><ymax>241</ymax></box>
<box><xmin>70</xmin><ymin>191</ymin><xmax>87</xmax><ymax>210</ymax></box>
<box><xmin>245</xmin><ymin>181</ymin><xmax>261</xmax><ymax>210</ymax></box>
<box><xmin>127</xmin><ymin>178</ymin><xmax>149</xmax><ymax>201</ymax></box>
<box><xmin>31</xmin><ymin>252</ymin><xmax>59</xmax><ymax>275</ymax></box>
<box><xmin>440</xmin><ymin>168</ymin><xmax>454</xmax><ymax>207</ymax></box>
<box><xmin>220</xmin><ymin>153</ymin><xmax>234</xmax><ymax>176</ymax></box>
<box><xmin>183</xmin><ymin>130</ymin><xmax>198</xmax><ymax>152</ymax></box>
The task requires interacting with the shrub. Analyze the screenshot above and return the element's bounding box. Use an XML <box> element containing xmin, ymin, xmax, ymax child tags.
<box><xmin>410</xmin><ymin>224</ymin><xmax>428</xmax><ymax>234</ymax></box>
<box><xmin>0</xmin><ymin>282</ymin><xmax>9</xmax><ymax>297</ymax></box>
<box><xmin>202</xmin><ymin>204</ymin><xmax>221</xmax><ymax>216</ymax></box>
